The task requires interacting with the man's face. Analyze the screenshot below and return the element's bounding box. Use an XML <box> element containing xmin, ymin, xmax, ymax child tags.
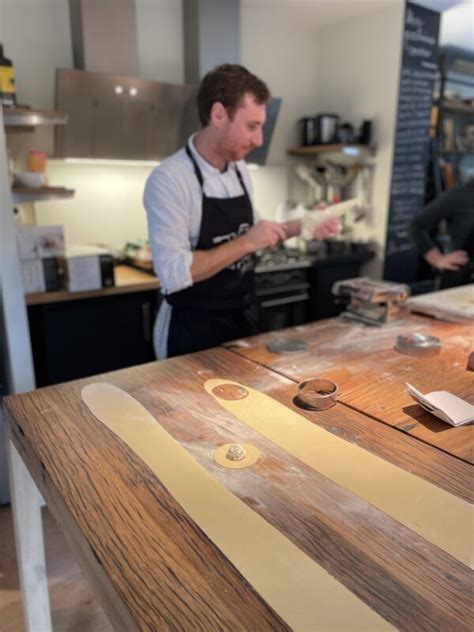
<box><xmin>216</xmin><ymin>92</ymin><xmax>266</xmax><ymax>162</ymax></box>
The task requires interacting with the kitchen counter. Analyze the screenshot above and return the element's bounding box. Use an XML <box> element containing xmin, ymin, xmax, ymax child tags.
<box><xmin>254</xmin><ymin>244</ymin><xmax>373</xmax><ymax>273</ymax></box>
<box><xmin>25</xmin><ymin>265</ymin><xmax>159</xmax><ymax>306</ymax></box>
<box><xmin>4</xmin><ymin>311</ymin><xmax>472</xmax><ymax>630</ymax></box>
<box><xmin>27</xmin><ymin>265</ymin><xmax>161</xmax><ymax>386</ymax></box>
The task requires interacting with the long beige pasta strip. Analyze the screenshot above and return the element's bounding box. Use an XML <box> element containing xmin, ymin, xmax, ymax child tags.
<box><xmin>82</xmin><ymin>382</ymin><xmax>393</xmax><ymax>632</ymax></box>
<box><xmin>205</xmin><ymin>379</ymin><xmax>473</xmax><ymax>569</ymax></box>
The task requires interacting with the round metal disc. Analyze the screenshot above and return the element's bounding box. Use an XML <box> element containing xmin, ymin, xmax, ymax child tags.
<box><xmin>395</xmin><ymin>333</ymin><xmax>441</xmax><ymax>357</ymax></box>
<box><xmin>267</xmin><ymin>338</ymin><xmax>309</xmax><ymax>354</ymax></box>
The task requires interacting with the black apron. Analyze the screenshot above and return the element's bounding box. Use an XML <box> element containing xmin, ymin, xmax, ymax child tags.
<box><xmin>166</xmin><ymin>145</ymin><xmax>259</xmax><ymax>357</ymax></box>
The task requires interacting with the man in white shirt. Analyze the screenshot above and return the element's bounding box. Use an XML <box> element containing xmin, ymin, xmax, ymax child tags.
<box><xmin>144</xmin><ymin>64</ymin><xmax>339</xmax><ymax>359</ymax></box>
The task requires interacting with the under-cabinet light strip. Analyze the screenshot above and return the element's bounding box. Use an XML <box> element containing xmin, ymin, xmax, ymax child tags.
<box><xmin>64</xmin><ymin>158</ymin><xmax>160</xmax><ymax>167</ymax></box>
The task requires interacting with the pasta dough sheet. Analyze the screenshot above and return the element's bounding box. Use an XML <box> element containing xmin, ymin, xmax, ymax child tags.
<box><xmin>82</xmin><ymin>382</ymin><xmax>393</xmax><ymax>632</ymax></box>
<box><xmin>205</xmin><ymin>379</ymin><xmax>473</xmax><ymax>569</ymax></box>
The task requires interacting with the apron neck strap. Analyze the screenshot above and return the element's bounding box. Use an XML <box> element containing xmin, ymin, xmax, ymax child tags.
<box><xmin>185</xmin><ymin>144</ymin><xmax>204</xmax><ymax>187</ymax></box>
<box><xmin>186</xmin><ymin>142</ymin><xmax>249</xmax><ymax>197</ymax></box>
<box><xmin>234</xmin><ymin>163</ymin><xmax>249</xmax><ymax>197</ymax></box>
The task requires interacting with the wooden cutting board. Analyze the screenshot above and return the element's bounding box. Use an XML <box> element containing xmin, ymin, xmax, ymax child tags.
<box><xmin>407</xmin><ymin>284</ymin><xmax>474</xmax><ymax>321</ymax></box>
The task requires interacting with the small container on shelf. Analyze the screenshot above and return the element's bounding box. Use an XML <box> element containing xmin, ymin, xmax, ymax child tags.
<box><xmin>14</xmin><ymin>171</ymin><xmax>44</xmax><ymax>188</ymax></box>
<box><xmin>27</xmin><ymin>150</ymin><xmax>48</xmax><ymax>184</ymax></box>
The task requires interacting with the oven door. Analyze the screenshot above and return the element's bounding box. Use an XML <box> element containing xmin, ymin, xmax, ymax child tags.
<box><xmin>256</xmin><ymin>268</ymin><xmax>310</xmax><ymax>333</ymax></box>
<box><xmin>258</xmin><ymin>285</ymin><xmax>310</xmax><ymax>332</ymax></box>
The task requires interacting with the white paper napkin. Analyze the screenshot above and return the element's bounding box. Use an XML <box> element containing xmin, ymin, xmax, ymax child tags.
<box><xmin>405</xmin><ymin>383</ymin><xmax>474</xmax><ymax>426</ymax></box>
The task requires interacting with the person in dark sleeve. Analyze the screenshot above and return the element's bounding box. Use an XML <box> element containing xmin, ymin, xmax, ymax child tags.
<box><xmin>409</xmin><ymin>179</ymin><xmax>474</xmax><ymax>289</ymax></box>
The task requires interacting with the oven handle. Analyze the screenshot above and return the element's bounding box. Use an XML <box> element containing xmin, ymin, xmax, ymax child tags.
<box><xmin>260</xmin><ymin>292</ymin><xmax>309</xmax><ymax>308</ymax></box>
<box><xmin>257</xmin><ymin>282</ymin><xmax>311</xmax><ymax>297</ymax></box>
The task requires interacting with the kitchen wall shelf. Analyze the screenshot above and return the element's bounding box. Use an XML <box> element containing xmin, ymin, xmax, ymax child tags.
<box><xmin>443</xmin><ymin>101</ymin><xmax>474</xmax><ymax>114</ymax></box>
<box><xmin>3</xmin><ymin>106</ymin><xmax>68</xmax><ymax>127</ymax></box>
<box><xmin>433</xmin><ymin>46</ymin><xmax>474</xmax><ymax>191</ymax></box>
<box><xmin>12</xmin><ymin>185</ymin><xmax>75</xmax><ymax>204</ymax></box>
<box><xmin>288</xmin><ymin>144</ymin><xmax>374</xmax><ymax>158</ymax></box>
<box><xmin>440</xmin><ymin>150</ymin><xmax>474</xmax><ymax>156</ymax></box>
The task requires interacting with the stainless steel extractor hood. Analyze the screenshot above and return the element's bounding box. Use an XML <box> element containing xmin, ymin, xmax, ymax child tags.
<box><xmin>56</xmin><ymin>0</ymin><xmax>279</xmax><ymax>164</ymax></box>
<box><xmin>55</xmin><ymin>68</ymin><xmax>199</xmax><ymax>161</ymax></box>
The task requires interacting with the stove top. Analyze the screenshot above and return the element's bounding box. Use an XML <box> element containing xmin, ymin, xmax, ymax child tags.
<box><xmin>255</xmin><ymin>248</ymin><xmax>314</xmax><ymax>273</ymax></box>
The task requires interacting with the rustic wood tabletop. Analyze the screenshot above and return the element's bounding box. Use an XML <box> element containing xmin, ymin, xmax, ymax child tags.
<box><xmin>4</xmin><ymin>315</ymin><xmax>473</xmax><ymax>630</ymax></box>
<box><xmin>226</xmin><ymin>314</ymin><xmax>474</xmax><ymax>463</ymax></box>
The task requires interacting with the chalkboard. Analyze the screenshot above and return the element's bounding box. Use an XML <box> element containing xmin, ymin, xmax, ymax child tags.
<box><xmin>383</xmin><ymin>2</ymin><xmax>440</xmax><ymax>284</ymax></box>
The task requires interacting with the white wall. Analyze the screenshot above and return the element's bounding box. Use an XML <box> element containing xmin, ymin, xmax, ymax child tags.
<box><xmin>136</xmin><ymin>0</ymin><xmax>184</xmax><ymax>83</ymax></box>
<box><xmin>36</xmin><ymin>161</ymin><xmax>150</xmax><ymax>251</ymax></box>
<box><xmin>315</xmin><ymin>1</ymin><xmax>405</xmax><ymax>274</ymax></box>
<box><xmin>0</xmin><ymin>0</ymin><xmax>72</xmax><ymax>108</ymax></box>
<box><xmin>440</xmin><ymin>0</ymin><xmax>474</xmax><ymax>48</ymax></box>
<box><xmin>241</xmin><ymin>0</ymin><xmax>321</xmax><ymax>165</ymax></box>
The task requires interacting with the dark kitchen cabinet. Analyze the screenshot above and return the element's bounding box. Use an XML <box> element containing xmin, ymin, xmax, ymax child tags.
<box><xmin>28</xmin><ymin>290</ymin><xmax>160</xmax><ymax>387</ymax></box>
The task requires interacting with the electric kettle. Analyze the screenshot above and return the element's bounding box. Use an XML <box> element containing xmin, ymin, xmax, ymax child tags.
<box><xmin>315</xmin><ymin>114</ymin><xmax>339</xmax><ymax>144</ymax></box>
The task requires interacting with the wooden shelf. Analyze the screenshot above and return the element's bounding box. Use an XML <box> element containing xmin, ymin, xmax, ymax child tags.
<box><xmin>12</xmin><ymin>186</ymin><xmax>75</xmax><ymax>204</ymax></box>
<box><xmin>288</xmin><ymin>144</ymin><xmax>374</xmax><ymax>158</ymax></box>
<box><xmin>443</xmin><ymin>101</ymin><xmax>474</xmax><ymax>115</ymax></box>
<box><xmin>440</xmin><ymin>150</ymin><xmax>474</xmax><ymax>156</ymax></box>
<box><xmin>3</xmin><ymin>106</ymin><xmax>68</xmax><ymax>127</ymax></box>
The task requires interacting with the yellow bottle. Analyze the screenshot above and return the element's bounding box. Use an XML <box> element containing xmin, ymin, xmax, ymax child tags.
<box><xmin>0</xmin><ymin>44</ymin><xmax>16</xmax><ymax>107</ymax></box>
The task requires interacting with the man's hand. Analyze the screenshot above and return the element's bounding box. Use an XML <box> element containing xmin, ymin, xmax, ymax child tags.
<box><xmin>281</xmin><ymin>203</ymin><xmax>342</xmax><ymax>241</ymax></box>
<box><xmin>311</xmin><ymin>202</ymin><xmax>342</xmax><ymax>239</ymax></box>
<box><xmin>313</xmin><ymin>215</ymin><xmax>342</xmax><ymax>239</ymax></box>
<box><xmin>425</xmin><ymin>248</ymin><xmax>469</xmax><ymax>271</ymax></box>
<box><xmin>191</xmin><ymin>220</ymin><xmax>286</xmax><ymax>283</ymax></box>
<box><xmin>242</xmin><ymin>220</ymin><xmax>287</xmax><ymax>253</ymax></box>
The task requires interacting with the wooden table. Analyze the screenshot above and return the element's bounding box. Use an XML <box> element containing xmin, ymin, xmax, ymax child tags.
<box><xmin>227</xmin><ymin>314</ymin><xmax>474</xmax><ymax>463</ymax></box>
<box><xmin>4</xmin><ymin>315</ymin><xmax>473</xmax><ymax>631</ymax></box>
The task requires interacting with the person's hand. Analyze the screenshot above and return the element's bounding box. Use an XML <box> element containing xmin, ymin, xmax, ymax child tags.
<box><xmin>242</xmin><ymin>220</ymin><xmax>287</xmax><ymax>253</ymax></box>
<box><xmin>313</xmin><ymin>216</ymin><xmax>342</xmax><ymax>240</ymax></box>
<box><xmin>425</xmin><ymin>248</ymin><xmax>469</xmax><ymax>271</ymax></box>
<box><xmin>311</xmin><ymin>201</ymin><xmax>342</xmax><ymax>240</ymax></box>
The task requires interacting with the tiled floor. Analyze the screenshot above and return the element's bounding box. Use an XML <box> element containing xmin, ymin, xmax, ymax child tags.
<box><xmin>0</xmin><ymin>505</ymin><xmax>112</xmax><ymax>632</ymax></box>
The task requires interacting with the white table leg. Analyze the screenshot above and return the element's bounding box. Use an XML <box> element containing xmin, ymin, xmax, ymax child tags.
<box><xmin>6</xmin><ymin>427</ymin><xmax>52</xmax><ymax>632</ymax></box>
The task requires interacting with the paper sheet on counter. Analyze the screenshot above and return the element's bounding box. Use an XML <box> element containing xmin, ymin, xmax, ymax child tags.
<box><xmin>405</xmin><ymin>383</ymin><xmax>474</xmax><ymax>426</ymax></box>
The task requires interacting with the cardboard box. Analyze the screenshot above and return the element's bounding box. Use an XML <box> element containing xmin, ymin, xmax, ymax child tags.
<box><xmin>17</xmin><ymin>225</ymin><xmax>65</xmax><ymax>259</ymax></box>
<box><xmin>21</xmin><ymin>259</ymin><xmax>46</xmax><ymax>293</ymax></box>
<box><xmin>64</xmin><ymin>255</ymin><xmax>102</xmax><ymax>292</ymax></box>
<box><xmin>20</xmin><ymin>258</ymin><xmax>61</xmax><ymax>294</ymax></box>
<box><xmin>62</xmin><ymin>245</ymin><xmax>115</xmax><ymax>293</ymax></box>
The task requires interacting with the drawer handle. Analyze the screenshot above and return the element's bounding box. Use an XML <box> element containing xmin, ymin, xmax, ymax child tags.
<box><xmin>261</xmin><ymin>293</ymin><xmax>309</xmax><ymax>308</ymax></box>
<box><xmin>142</xmin><ymin>302</ymin><xmax>152</xmax><ymax>343</ymax></box>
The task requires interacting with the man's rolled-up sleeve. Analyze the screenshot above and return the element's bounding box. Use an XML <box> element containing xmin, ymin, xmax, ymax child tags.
<box><xmin>143</xmin><ymin>169</ymin><xmax>194</xmax><ymax>295</ymax></box>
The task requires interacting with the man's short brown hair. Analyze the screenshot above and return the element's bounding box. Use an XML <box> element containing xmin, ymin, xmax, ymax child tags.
<box><xmin>197</xmin><ymin>64</ymin><xmax>270</xmax><ymax>127</ymax></box>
